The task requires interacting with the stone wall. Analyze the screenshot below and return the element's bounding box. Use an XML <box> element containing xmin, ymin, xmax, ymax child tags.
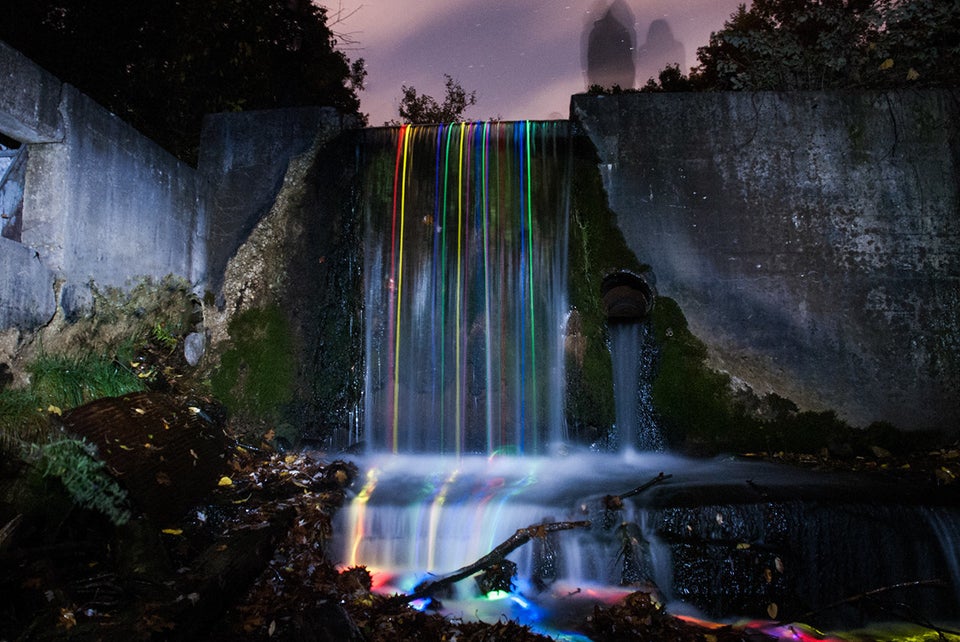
<box><xmin>0</xmin><ymin>40</ymin><xmax>205</xmax><ymax>330</ymax></box>
<box><xmin>571</xmin><ymin>90</ymin><xmax>960</xmax><ymax>432</ymax></box>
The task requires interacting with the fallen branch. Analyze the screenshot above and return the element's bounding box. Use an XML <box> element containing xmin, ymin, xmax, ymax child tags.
<box><xmin>395</xmin><ymin>520</ymin><xmax>591</xmax><ymax>603</ymax></box>
<box><xmin>603</xmin><ymin>472</ymin><xmax>672</xmax><ymax>511</ymax></box>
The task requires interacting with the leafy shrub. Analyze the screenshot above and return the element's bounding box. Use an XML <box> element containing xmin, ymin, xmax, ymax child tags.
<box><xmin>29</xmin><ymin>438</ymin><xmax>132</xmax><ymax>526</ymax></box>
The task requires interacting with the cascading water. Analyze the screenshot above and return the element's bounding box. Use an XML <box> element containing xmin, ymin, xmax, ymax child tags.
<box><xmin>609</xmin><ymin>321</ymin><xmax>662</xmax><ymax>452</ymax></box>
<box><xmin>359</xmin><ymin>121</ymin><xmax>570</xmax><ymax>455</ymax></box>
<box><xmin>336</xmin><ymin>121</ymin><xmax>960</xmax><ymax>638</ymax></box>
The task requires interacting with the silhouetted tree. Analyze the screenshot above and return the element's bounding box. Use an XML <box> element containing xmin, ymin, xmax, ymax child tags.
<box><xmin>0</xmin><ymin>0</ymin><xmax>367</xmax><ymax>162</ymax></box>
<box><xmin>644</xmin><ymin>0</ymin><xmax>959</xmax><ymax>91</ymax></box>
<box><xmin>394</xmin><ymin>74</ymin><xmax>477</xmax><ymax>124</ymax></box>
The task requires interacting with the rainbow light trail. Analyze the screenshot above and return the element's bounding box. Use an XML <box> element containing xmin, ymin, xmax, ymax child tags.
<box><xmin>361</xmin><ymin>121</ymin><xmax>570</xmax><ymax>455</ymax></box>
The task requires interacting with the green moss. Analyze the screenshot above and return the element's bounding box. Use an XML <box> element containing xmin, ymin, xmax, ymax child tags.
<box><xmin>565</xmin><ymin>135</ymin><xmax>648</xmax><ymax>443</ymax></box>
<box><xmin>648</xmin><ymin>296</ymin><xmax>745</xmax><ymax>450</ymax></box>
<box><xmin>211</xmin><ymin>306</ymin><xmax>296</xmax><ymax>420</ymax></box>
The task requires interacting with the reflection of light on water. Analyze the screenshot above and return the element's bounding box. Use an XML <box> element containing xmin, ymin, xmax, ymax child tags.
<box><xmin>337</xmin><ymin>453</ymin><xmax>960</xmax><ymax>641</ymax></box>
<box><xmin>346</xmin><ymin>467</ymin><xmax>379</xmax><ymax>567</ymax></box>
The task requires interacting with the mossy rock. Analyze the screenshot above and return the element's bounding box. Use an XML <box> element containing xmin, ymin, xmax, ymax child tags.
<box><xmin>211</xmin><ymin>306</ymin><xmax>296</xmax><ymax>422</ymax></box>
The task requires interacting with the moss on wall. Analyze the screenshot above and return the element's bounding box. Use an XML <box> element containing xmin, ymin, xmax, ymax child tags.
<box><xmin>565</xmin><ymin>133</ymin><xmax>647</xmax><ymax>444</ymax></box>
<box><xmin>211</xmin><ymin>306</ymin><xmax>295</xmax><ymax>420</ymax></box>
<box><xmin>648</xmin><ymin>296</ymin><xmax>743</xmax><ymax>450</ymax></box>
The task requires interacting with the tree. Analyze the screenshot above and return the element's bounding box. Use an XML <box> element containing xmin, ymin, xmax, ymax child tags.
<box><xmin>643</xmin><ymin>0</ymin><xmax>959</xmax><ymax>91</ymax></box>
<box><xmin>0</xmin><ymin>0</ymin><xmax>367</xmax><ymax>162</ymax></box>
<box><xmin>394</xmin><ymin>74</ymin><xmax>477</xmax><ymax>124</ymax></box>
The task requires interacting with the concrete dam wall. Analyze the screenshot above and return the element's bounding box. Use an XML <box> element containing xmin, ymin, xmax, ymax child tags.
<box><xmin>2</xmin><ymin>33</ymin><xmax>957</xmax><ymax>435</ymax></box>
<box><xmin>0</xmin><ymin>40</ymin><xmax>205</xmax><ymax>331</ymax></box>
<box><xmin>571</xmin><ymin>90</ymin><xmax>959</xmax><ymax>432</ymax></box>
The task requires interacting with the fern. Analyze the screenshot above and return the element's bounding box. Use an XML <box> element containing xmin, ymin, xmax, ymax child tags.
<box><xmin>31</xmin><ymin>438</ymin><xmax>132</xmax><ymax>526</ymax></box>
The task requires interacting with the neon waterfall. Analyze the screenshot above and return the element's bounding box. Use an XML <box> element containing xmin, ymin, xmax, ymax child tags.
<box><xmin>360</xmin><ymin>121</ymin><xmax>571</xmax><ymax>455</ymax></box>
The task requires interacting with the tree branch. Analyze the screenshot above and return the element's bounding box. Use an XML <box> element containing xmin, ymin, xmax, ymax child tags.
<box><xmin>394</xmin><ymin>520</ymin><xmax>591</xmax><ymax>603</ymax></box>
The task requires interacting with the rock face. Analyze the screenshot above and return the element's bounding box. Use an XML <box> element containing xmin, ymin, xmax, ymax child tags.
<box><xmin>201</xmin><ymin>109</ymin><xmax>363</xmax><ymax>442</ymax></box>
<box><xmin>572</xmin><ymin>90</ymin><xmax>960</xmax><ymax>432</ymax></box>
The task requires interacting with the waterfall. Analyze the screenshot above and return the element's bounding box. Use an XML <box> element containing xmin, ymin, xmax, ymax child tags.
<box><xmin>609</xmin><ymin>321</ymin><xmax>662</xmax><ymax>452</ymax></box>
<box><xmin>359</xmin><ymin>122</ymin><xmax>571</xmax><ymax>455</ymax></box>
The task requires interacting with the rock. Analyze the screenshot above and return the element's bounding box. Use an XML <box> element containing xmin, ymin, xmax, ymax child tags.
<box><xmin>184</xmin><ymin>331</ymin><xmax>206</xmax><ymax>366</ymax></box>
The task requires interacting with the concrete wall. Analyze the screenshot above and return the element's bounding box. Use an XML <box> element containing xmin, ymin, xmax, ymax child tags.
<box><xmin>197</xmin><ymin>106</ymin><xmax>353</xmax><ymax>297</ymax></box>
<box><xmin>0</xmin><ymin>40</ymin><xmax>205</xmax><ymax>329</ymax></box>
<box><xmin>572</xmin><ymin>90</ymin><xmax>960</xmax><ymax>432</ymax></box>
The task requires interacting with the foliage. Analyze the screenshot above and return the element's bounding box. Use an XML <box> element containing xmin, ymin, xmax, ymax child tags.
<box><xmin>28</xmin><ymin>438</ymin><xmax>132</xmax><ymax>525</ymax></box>
<box><xmin>151</xmin><ymin>322</ymin><xmax>178</xmax><ymax>352</ymax></box>
<box><xmin>0</xmin><ymin>276</ymin><xmax>200</xmax><ymax>446</ymax></box>
<box><xmin>644</xmin><ymin>0</ymin><xmax>959</xmax><ymax>91</ymax></box>
<box><xmin>0</xmin><ymin>0</ymin><xmax>367</xmax><ymax>162</ymax></box>
<box><xmin>27</xmin><ymin>350</ymin><xmax>146</xmax><ymax>411</ymax></box>
<box><xmin>211</xmin><ymin>307</ymin><xmax>296</xmax><ymax>420</ymax></box>
<box><xmin>394</xmin><ymin>74</ymin><xmax>477</xmax><ymax>124</ymax></box>
<box><xmin>0</xmin><ymin>350</ymin><xmax>146</xmax><ymax>450</ymax></box>
<box><xmin>62</xmin><ymin>276</ymin><xmax>200</xmax><ymax>358</ymax></box>
<box><xmin>0</xmin><ymin>388</ymin><xmax>50</xmax><ymax>448</ymax></box>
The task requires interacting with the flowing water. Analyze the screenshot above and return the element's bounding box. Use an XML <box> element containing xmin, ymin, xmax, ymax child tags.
<box><xmin>341</xmin><ymin>121</ymin><xmax>960</xmax><ymax>637</ymax></box>
<box><xmin>358</xmin><ymin>121</ymin><xmax>570</xmax><ymax>455</ymax></box>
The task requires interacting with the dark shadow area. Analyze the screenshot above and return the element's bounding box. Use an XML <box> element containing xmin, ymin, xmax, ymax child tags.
<box><xmin>637</xmin><ymin>19</ymin><xmax>686</xmax><ymax>85</ymax></box>
<box><xmin>582</xmin><ymin>0</ymin><xmax>637</xmax><ymax>90</ymax></box>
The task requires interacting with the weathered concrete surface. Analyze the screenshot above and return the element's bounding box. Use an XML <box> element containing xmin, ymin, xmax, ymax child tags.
<box><xmin>1</xmin><ymin>38</ymin><xmax>207</xmax><ymax>329</ymax></box>
<box><xmin>22</xmin><ymin>85</ymin><xmax>205</xmax><ymax>311</ymax></box>
<box><xmin>198</xmin><ymin>107</ymin><xmax>353</xmax><ymax>296</ymax></box>
<box><xmin>0</xmin><ymin>236</ymin><xmax>55</xmax><ymax>329</ymax></box>
<box><xmin>572</xmin><ymin>90</ymin><xmax>960</xmax><ymax>432</ymax></box>
<box><xmin>0</xmin><ymin>41</ymin><xmax>63</xmax><ymax>143</ymax></box>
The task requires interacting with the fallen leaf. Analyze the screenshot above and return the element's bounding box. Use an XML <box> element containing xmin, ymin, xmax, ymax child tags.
<box><xmin>134</xmin><ymin>407</ymin><xmax>146</xmax><ymax>415</ymax></box>
<box><xmin>879</xmin><ymin>58</ymin><xmax>894</xmax><ymax>70</ymax></box>
<box><xmin>47</xmin><ymin>405</ymin><xmax>62</xmax><ymax>416</ymax></box>
<box><xmin>767</xmin><ymin>602</ymin><xmax>778</xmax><ymax>619</ymax></box>
<box><xmin>162</xmin><ymin>528</ymin><xmax>183</xmax><ymax>536</ymax></box>
<box><xmin>58</xmin><ymin>608</ymin><xmax>76</xmax><ymax>630</ymax></box>
<box><xmin>218</xmin><ymin>476</ymin><xmax>234</xmax><ymax>486</ymax></box>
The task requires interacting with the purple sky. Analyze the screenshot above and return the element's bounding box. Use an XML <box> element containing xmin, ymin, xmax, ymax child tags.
<box><xmin>327</xmin><ymin>0</ymin><xmax>746</xmax><ymax>125</ymax></box>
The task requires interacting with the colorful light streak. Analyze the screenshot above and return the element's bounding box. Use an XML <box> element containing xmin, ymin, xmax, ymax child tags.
<box><xmin>362</xmin><ymin>121</ymin><xmax>571</xmax><ymax>454</ymax></box>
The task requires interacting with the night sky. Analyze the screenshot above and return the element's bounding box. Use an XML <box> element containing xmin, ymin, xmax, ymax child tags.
<box><xmin>329</xmin><ymin>0</ymin><xmax>746</xmax><ymax>125</ymax></box>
